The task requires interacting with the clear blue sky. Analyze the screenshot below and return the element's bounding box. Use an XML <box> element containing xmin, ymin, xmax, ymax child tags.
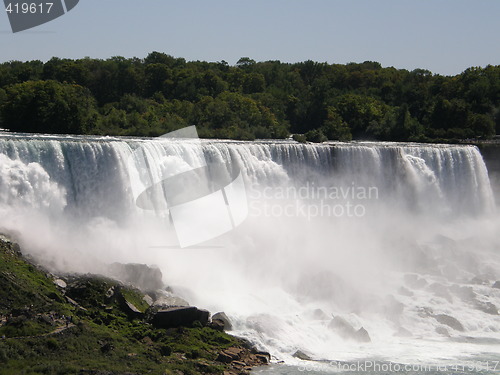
<box><xmin>0</xmin><ymin>0</ymin><xmax>499</xmax><ymax>75</ymax></box>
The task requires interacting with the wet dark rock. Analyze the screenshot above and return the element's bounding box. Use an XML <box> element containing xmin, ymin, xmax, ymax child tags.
<box><xmin>293</xmin><ymin>350</ymin><xmax>312</xmax><ymax>360</ymax></box>
<box><xmin>433</xmin><ymin>314</ymin><xmax>464</xmax><ymax>332</ymax></box>
<box><xmin>209</xmin><ymin>319</ymin><xmax>225</xmax><ymax>331</ymax></box>
<box><xmin>150</xmin><ymin>306</ymin><xmax>209</xmax><ymax>329</ymax></box>
<box><xmin>212</xmin><ymin>312</ymin><xmax>232</xmax><ymax>331</ymax></box>
<box><xmin>256</xmin><ymin>354</ymin><xmax>270</xmax><ymax>364</ymax></box>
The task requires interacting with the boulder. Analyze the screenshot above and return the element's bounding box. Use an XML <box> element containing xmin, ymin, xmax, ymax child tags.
<box><xmin>474</xmin><ymin>301</ymin><xmax>498</xmax><ymax>315</ymax></box>
<box><xmin>108</xmin><ymin>263</ymin><xmax>163</xmax><ymax>292</ymax></box>
<box><xmin>355</xmin><ymin>327</ymin><xmax>371</xmax><ymax>343</ymax></box>
<box><xmin>212</xmin><ymin>312</ymin><xmax>232</xmax><ymax>331</ymax></box>
<box><xmin>209</xmin><ymin>319</ymin><xmax>225</xmax><ymax>331</ymax></box>
<box><xmin>328</xmin><ymin>316</ymin><xmax>356</xmax><ymax>338</ymax></box>
<box><xmin>150</xmin><ymin>307</ymin><xmax>210</xmax><ymax>329</ymax></box>
<box><xmin>493</xmin><ymin>281</ymin><xmax>500</xmax><ymax>289</ymax></box>
<box><xmin>328</xmin><ymin>316</ymin><xmax>371</xmax><ymax>342</ymax></box>
<box><xmin>293</xmin><ymin>350</ymin><xmax>312</xmax><ymax>360</ymax></box>
<box><xmin>311</xmin><ymin>309</ymin><xmax>329</xmax><ymax>320</ymax></box>
<box><xmin>433</xmin><ymin>314</ymin><xmax>464</xmax><ymax>332</ymax></box>
<box><xmin>142</xmin><ymin>294</ymin><xmax>154</xmax><ymax>306</ymax></box>
<box><xmin>435</xmin><ymin>326</ymin><xmax>450</xmax><ymax>336</ymax></box>
<box><xmin>152</xmin><ymin>291</ymin><xmax>190</xmax><ymax>308</ymax></box>
<box><xmin>53</xmin><ymin>279</ymin><xmax>67</xmax><ymax>288</ymax></box>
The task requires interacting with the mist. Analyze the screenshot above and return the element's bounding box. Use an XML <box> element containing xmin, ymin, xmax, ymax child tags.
<box><xmin>0</xmin><ymin>134</ymin><xmax>499</xmax><ymax>366</ymax></box>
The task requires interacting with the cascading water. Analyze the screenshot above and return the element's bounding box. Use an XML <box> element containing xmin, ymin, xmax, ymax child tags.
<box><xmin>0</xmin><ymin>132</ymin><xmax>499</xmax><ymax>373</ymax></box>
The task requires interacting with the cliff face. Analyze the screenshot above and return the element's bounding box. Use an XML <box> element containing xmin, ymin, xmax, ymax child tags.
<box><xmin>0</xmin><ymin>236</ymin><xmax>268</xmax><ymax>374</ymax></box>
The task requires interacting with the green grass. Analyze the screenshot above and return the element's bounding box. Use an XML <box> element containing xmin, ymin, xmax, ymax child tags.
<box><xmin>0</xmin><ymin>238</ymin><xmax>246</xmax><ymax>374</ymax></box>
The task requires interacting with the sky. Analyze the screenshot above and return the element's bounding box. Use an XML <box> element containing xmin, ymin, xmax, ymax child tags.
<box><xmin>0</xmin><ymin>0</ymin><xmax>499</xmax><ymax>76</ymax></box>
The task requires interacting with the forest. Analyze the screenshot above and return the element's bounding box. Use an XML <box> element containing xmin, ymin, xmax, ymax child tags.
<box><xmin>0</xmin><ymin>52</ymin><xmax>498</xmax><ymax>142</ymax></box>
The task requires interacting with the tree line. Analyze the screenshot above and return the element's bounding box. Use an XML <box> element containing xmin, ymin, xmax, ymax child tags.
<box><xmin>0</xmin><ymin>52</ymin><xmax>498</xmax><ymax>142</ymax></box>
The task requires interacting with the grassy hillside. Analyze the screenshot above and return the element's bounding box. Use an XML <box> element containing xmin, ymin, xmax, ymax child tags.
<box><xmin>0</xmin><ymin>236</ymin><xmax>265</xmax><ymax>375</ymax></box>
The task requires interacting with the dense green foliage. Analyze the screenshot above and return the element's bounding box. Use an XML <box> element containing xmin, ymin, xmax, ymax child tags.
<box><xmin>0</xmin><ymin>53</ymin><xmax>498</xmax><ymax>141</ymax></box>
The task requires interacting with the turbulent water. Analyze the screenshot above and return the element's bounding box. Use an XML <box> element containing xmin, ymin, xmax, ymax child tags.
<box><xmin>0</xmin><ymin>132</ymin><xmax>499</xmax><ymax>374</ymax></box>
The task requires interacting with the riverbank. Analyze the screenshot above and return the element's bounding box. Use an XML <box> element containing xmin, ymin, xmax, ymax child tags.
<box><xmin>0</xmin><ymin>235</ymin><xmax>268</xmax><ymax>374</ymax></box>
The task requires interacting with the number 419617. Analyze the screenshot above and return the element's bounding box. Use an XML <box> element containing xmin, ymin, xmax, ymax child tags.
<box><xmin>5</xmin><ymin>2</ymin><xmax>54</xmax><ymax>14</ymax></box>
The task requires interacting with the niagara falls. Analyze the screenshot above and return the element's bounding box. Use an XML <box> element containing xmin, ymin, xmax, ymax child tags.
<box><xmin>0</xmin><ymin>132</ymin><xmax>499</xmax><ymax>374</ymax></box>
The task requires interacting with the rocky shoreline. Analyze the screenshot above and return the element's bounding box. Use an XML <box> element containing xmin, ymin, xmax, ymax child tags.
<box><xmin>0</xmin><ymin>234</ymin><xmax>269</xmax><ymax>374</ymax></box>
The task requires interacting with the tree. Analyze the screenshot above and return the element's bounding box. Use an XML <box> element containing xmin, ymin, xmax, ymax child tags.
<box><xmin>321</xmin><ymin>107</ymin><xmax>352</xmax><ymax>141</ymax></box>
<box><xmin>1</xmin><ymin>80</ymin><xmax>98</xmax><ymax>134</ymax></box>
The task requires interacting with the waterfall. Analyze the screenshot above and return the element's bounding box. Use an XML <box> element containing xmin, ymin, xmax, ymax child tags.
<box><xmin>0</xmin><ymin>133</ymin><xmax>499</xmax><ymax>366</ymax></box>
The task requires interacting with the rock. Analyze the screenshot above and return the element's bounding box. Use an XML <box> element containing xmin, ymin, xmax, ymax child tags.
<box><xmin>152</xmin><ymin>291</ymin><xmax>190</xmax><ymax>308</ymax></box>
<box><xmin>474</xmin><ymin>301</ymin><xmax>499</xmax><ymax>315</ymax></box>
<box><xmin>212</xmin><ymin>312</ymin><xmax>233</xmax><ymax>331</ymax></box>
<box><xmin>493</xmin><ymin>281</ymin><xmax>500</xmax><ymax>289</ymax></box>
<box><xmin>105</xmin><ymin>287</ymin><xmax>115</xmax><ymax>299</ymax></box>
<box><xmin>209</xmin><ymin>319</ymin><xmax>225</xmax><ymax>331</ymax></box>
<box><xmin>328</xmin><ymin>316</ymin><xmax>371</xmax><ymax>342</ymax></box>
<box><xmin>436</xmin><ymin>326</ymin><xmax>450</xmax><ymax>336</ymax></box>
<box><xmin>255</xmin><ymin>352</ymin><xmax>271</xmax><ymax>363</ymax></box>
<box><xmin>232</xmin><ymin>361</ymin><xmax>247</xmax><ymax>367</ymax></box>
<box><xmin>150</xmin><ymin>306</ymin><xmax>210</xmax><ymax>329</ymax></box>
<box><xmin>433</xmin><ymin>314</ymin><xmax>464</xmax><ymax>332</ymax></box>
<box><xmin>108</xmin><ymin>263</ymin><xmax>163</xmax><ymax>292</ymax></box>
<box><xmin>142</xmin><ymin>295</ymin><xmax>154</xmax><ymax>306</ymax></box>
<box><xmin>355</xmin><ymin>327</ymin><xmax>371</xmax><ymax>343</ymax></box>
<box><xmin>311</xmin><ymin>309</ymin><xmax>329</xmax><ymax>320</ymax></box>
<box><xmin>328</xmin><ymin>316</ymin><xmax>356</xmax><ymax>338</ymax></box>
<box><xmin>121</xmin><ymin>299</ymin><xmax>142</xmax><ymax>317</ymax></box>
<box><xmin>217</xmin><ymin>347</ymin><xmax>242</xmax><ymax>363</ymax></box>
<box><xmin>53</xmin><ymin>279</ymin><xmax>67</xmax><ymax>288</ymax></box>
<box><xmin>293</xmin><ymin>350</ymin><xmax>312</xmax><ymax>361</ymax></box>
<box><xmin>256</xmin><ymin>354</ymin><xmax>270</xmax><ymax>364</ymax></box>
<box><xmin>216</xmin><ymin>351</ymin><xmax>233</xmax><ymax>363</ymax></box>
